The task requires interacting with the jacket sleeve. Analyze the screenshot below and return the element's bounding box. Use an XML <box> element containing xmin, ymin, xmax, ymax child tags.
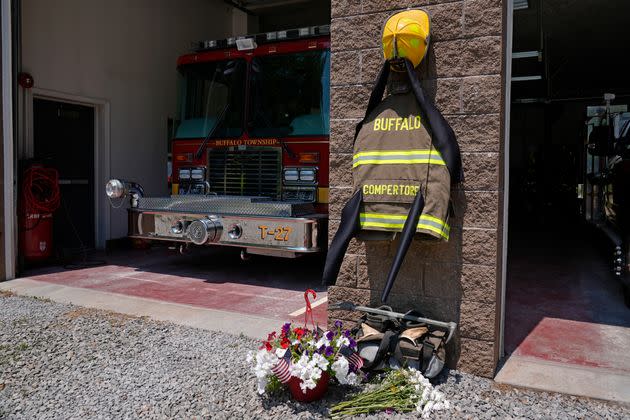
<box><xmin>322</xmin><ymin>190</ymin><xmax>363</xmax><ymax>285</ymax></box>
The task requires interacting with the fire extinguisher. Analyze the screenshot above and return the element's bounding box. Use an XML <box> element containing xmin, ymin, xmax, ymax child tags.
<box><xmin>18</xmin><ymin>163</ymin><xmax>61</xmax><ymax>263</ymax></box>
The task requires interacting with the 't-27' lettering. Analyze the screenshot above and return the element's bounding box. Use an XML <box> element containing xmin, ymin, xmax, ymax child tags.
<box><xmin>258</xmin><ymin>225</ymin><xmax>292</xmax><ymax>241</ymax></box>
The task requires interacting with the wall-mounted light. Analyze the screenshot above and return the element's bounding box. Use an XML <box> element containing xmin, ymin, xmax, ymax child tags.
<box><xmin>236</xmin><ymin>38</ymin><xmax>257</xmax><ymax>51</ymax></box>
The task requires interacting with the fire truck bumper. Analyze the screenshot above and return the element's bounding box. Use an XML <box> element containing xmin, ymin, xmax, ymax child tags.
<box><xmin>124</xmin><ymin>195</ymin><xmax>326</xmax><ymax>256</ymax></box>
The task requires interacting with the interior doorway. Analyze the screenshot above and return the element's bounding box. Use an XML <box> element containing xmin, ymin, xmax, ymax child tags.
<box><xmin>32</xmin><ymin>98</ymin><xmax>95</xmax><ymax>254</ymax></box>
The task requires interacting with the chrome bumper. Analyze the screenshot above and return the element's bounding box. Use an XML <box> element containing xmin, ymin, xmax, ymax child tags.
<box><xmin>127</xmin><ymin>209</ymin><xmax>324</xmax><ymax>255</ymax></box>
<box><xmin>106</xmin><ymin>180</ymin><xmax>325</xmax><ymax>256</ymax></box>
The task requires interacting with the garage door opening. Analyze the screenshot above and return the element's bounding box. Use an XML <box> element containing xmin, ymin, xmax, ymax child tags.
<box><xmin>499</xmin><ymin>0</ymin><xmax>630</xmax><ymax>399</ymax></box>
<box><xmin>11</xmin><ymin>0</ymin><xmax>332</xmax><ymax>328</ymax></box>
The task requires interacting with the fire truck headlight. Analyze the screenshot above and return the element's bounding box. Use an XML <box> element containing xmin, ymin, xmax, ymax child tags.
<box><xmin>284</xmin><ymin>168</ymin><xmax>299</xmax><ymax>182</ymax></box>
<box><xmin>105</xmin><ymin>179</ymin><xmax>126</xmax><ymax>199</ymax></box>
<box><xmin>179</xmin><ymin>168</ymin><xmax>191</xmax><ymax>180</ymax></box>
<box><xmin>190</xmin><ymin>167</ymin><xmax>206</xmax><ymax>180</ymax></box>
<box><xmin>299</xmin><ymin>168</ymin><xmax>316</xmax><ymax>182</ymax></box>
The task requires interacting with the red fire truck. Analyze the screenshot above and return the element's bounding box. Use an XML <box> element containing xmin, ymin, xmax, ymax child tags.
<box><xmin>106</xmin><ymin>26</ymin><xmax>330</xmax><ymax>258</ymax></box>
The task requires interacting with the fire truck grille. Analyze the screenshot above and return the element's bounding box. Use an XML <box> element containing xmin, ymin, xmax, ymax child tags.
<box><xmin>207</xmin><ymin>147</ymin><xmax>281</xmax><ymax>198</ymax></box>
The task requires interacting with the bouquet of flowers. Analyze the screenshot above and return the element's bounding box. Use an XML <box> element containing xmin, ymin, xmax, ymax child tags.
<box><xmin>330</xmin><ymin>368</ymin><xmax>450</xmax><ymax>419</ymax></box>
<box><xmin>248</xmin><ymin>320</ymin><xmax>363</xmax><ymax>397</ymax></box>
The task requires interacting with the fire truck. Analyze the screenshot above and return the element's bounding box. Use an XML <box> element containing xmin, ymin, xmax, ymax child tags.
<box><xmin>106</xmin><ymin>25</ymin><xmax>330</xmax><ymax>258</ymax></box>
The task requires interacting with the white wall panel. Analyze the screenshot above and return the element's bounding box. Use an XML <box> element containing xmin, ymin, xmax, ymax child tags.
<box><xmin>21</xmin><ymin>0</ymin><xmax>233</xmax><ymax>240</ymax></box>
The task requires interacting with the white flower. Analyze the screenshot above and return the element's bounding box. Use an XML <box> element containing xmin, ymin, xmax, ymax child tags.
<box><xmin>432</xmin><ymin>402</ymin><xmax>445</xmax><ymax>411</ymax></box>
<box><xmin>288</xmin><ymin>353</ymin><xmax>324</xmax><ymax>393</ymax></box>
<box><xmin>406</xmin><ymin>370</ymin><xmax>450</xmax><ymax>418</ymax></box>
<box><xmin>256</xmin><ymin>377</ymin><xmax>268</xmax><ymax>395</ymax></box>
<box><xmin>315</xmin><ymin>336</ymin><xmax>330</xmax><ymax>348</ymax></box>
<box><xmin>247</xmin><ymin>349</ymin><xmax>278</xmax><ymax>394</ymax></box>
<box><xmin>421</xmin><ymin>386</ymin><xmax>431</xmax><ymax>403</ymax></box>
<box><xmin>311</xmin><ymin>353</ymin><xmax>329</xmax><ymax>371</ymax></box>
<box><xmin>431</xmin><ymin>389</ymin><xmax>445</xmax><ymax>402</ymax></box>
<box><xmin>344</xmin><ymin>372</ymin><xmax>361</xmax><ymax>385</ymax></box>
<box><xmin>407</xmin><ymin>368</ymin><xmax>431</xmax><ymax>387</ymax></box>
<box><xmin>422</xmin><ymin>400</ymin><xmax>435</xmax><ymax>418</ymax></box>
<box><xmin>335</xmin><ymin>336</ymin><xmax>350</xmax><ymax>348</ymax></box>
<box><xmin>250</xmin><ymin>349</ymin><xmax>280</xmax><ymax>394</ymax></box>
<box><xmin>300</xmin><ymin>378</ymin><xmax>317</xmax><ymax>392</ymax></box>
<box><xmin>331</xmin><ymin>356</ymin><xmax>350</xmax><ymax>383</ymax></box>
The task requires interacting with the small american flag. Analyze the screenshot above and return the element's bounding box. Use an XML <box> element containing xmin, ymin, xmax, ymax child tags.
<box><xmin>271</xmin><ymin>349</ymin><xmax>292</xmax><ymax>384</ymax></box>
<box><xmin>347</xmin><ymin>352</ymin><xmax>364</xmax><ymax>370</ymax></box>
<box><xmin>339</xmin><ymin>346</ymin><xmax>364</xmax><ymax>370</ymax></box>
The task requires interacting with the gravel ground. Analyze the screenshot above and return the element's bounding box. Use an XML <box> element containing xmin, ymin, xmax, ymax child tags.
<box><xmin>1</xmin><ymin>293</ymin><xmax>628</xmax><ymax>419</ymax></box>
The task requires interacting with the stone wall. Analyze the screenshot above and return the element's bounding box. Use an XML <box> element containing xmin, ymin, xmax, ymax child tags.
<box><xmin>327</xmin><ymin>0</ymin><xmax>505</xmax><ymax>377</ymax></box>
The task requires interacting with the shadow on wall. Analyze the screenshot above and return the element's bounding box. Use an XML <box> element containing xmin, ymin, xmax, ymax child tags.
<box><xmin>328</xmin><ymin>45</ymin><xmax>468</xmax><ymax>369</ymax></box>
<box><xmin>362</xmin><ymin>188</ymin><xmax>466</xmax><ymax>368</ymax></box>
<box><xmin>372</xmin><ymin>52</ymin><xmax>466</xmax><ymax>368</ymax></box>
<box><xmin>420</xmin><ymin>46</ymin><xmax>438</xmax><ymax>104</ymax></box>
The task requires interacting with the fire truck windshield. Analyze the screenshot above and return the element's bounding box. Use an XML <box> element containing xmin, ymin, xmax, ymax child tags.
<box><xmin>250</xmin><ymin>50</ymin><xmax>330</xmax><ymax>138</ymax></box>
<box><xmin>175</xmin><ymin>59</ymin><xmax>246</xmax><ymax>139</ymax></box>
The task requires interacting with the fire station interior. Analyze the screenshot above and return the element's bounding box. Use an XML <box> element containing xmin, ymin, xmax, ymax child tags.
<box><xmin>15</xmin><ymin>0</ymin><xmax>330</xmax><ymax>286</ymax></box>
<box><xmin>505</xmin><ymin>0</ymin><xmax>630</xmax><ymax>360</ymax></box>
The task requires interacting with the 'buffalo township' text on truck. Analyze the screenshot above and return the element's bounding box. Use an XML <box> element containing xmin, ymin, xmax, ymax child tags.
<box><xmin>106</xmin><ymin>26</ymin><xmax>331</xmax><ymax>258</ymax></box>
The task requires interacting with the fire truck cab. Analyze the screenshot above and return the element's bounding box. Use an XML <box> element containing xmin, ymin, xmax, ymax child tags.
<box><xmin>106</xmin><ymin>26</ymin><xmax>330</xmax><ymax>258</ymax></box>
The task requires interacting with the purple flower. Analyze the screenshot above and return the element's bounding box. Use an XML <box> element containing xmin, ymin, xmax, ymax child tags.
<box><xmin>334</xmin><ymin>320</ymin><xmax>343</xmax><ymax>329</ymax></box>
<box><xmin>348</xmin><ymin>363</ymin><xmax>358</xmax><ymax>373</ymax></box>
<box><xmin>281</xmin><ymin>323</ymin><xmax>291</xmax><ymax>335</ymax></box>
<box><xmin>325</xmin><ymin>346</ymin><xmax>334</xmax><ymax>357</ymax></box>
<box><xmin>385</xmin><ymin>408</ymin><xmax>394</xmax><ymax>415</ymax></box>
<box><xmin>326</xmin><ymin>331</ymin><xmax>335</xmax><ymax>341</ymax></box>
<box><xmin>343</xmin><ymin>329</ymin><xmax>351</xmax><ymax>338</ymax></box>
<box><xmin>349</xmin><ymin>338</ymin><xmax>357</xmax><ymax>349</ymax></box>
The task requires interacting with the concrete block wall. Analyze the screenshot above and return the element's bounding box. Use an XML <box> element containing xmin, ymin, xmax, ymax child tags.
<box><xmin>328</xmin><ymin>0</ymin><xmax>505</xmax><ymax>377</ymax></box>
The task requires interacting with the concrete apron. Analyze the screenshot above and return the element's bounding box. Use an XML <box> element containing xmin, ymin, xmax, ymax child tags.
<box><xmin>496</xmin><ymin>318</ymin><xmax>630</xmax><ymax>404</ymax></box>
<box><xmin>0</xmin><ymin>250</ymin><xmax>328</xmax><ymax>340</ymax></box>
<box><xmin>499</xmin><ymin>232</ymin><xmax>630</xmax><ymax>404</ymax></box>
<box><xmin>1</xmin><ymin>278</ymin><xmax>282</xmax><ymax>339</ymax></box>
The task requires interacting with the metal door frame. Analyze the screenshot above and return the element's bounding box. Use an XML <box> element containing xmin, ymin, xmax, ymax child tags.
<box><xmin>2</xmin><ymin>0</ymin><xmax>15</xmax><ymax>280</ymax></box>
<box><xmin>499</xmin><ymin>0</ymin><xmax>515</xmax><ymax>359</ymax></box>
<box><xmin>21</xmin><ymin>88</ymin><xmax>111</xmax><ymax>249</ymax></box>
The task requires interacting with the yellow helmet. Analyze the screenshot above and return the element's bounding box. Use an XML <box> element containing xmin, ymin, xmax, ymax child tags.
<box><xmin>382</xmin><ymin>9</ymin><xmax>430</xmax><ymax>68</ymax></box>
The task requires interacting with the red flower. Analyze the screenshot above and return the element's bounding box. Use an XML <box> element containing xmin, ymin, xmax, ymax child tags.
<box><xmin>259</xmin><ymin>341</ymin><xmax>273</xmax><ymax>351</ymax></box>
<box><xmin>293</xmin><ymin>328</ymin><xmax>305</xmax><ymax>340</ymax></box>
<box><xmin>280</xmin><ymin>338</ymin><xmax>290</xmax><ymax>349</ymax></box>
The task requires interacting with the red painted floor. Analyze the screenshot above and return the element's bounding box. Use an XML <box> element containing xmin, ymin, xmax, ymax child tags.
<box><xmin>506</xmin><ymin>228</ymin><xmax>630</xmax><ymax>372</ymax></box>
<box><xmin>20</xmin><ymin>246</ymin><xmax>329</xmax><ymax>329</ymax></box>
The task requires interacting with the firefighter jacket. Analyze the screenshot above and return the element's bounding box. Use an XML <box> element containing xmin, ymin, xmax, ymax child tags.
<box><xmin>355</xmin><ymin>90</ymin><xmax>451</xmax><ymax>240</ymax></box>
<box><xmin>323</xmin><ymin>59</ymin><xmax>462</xmax><ymax>292</ymax></box>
